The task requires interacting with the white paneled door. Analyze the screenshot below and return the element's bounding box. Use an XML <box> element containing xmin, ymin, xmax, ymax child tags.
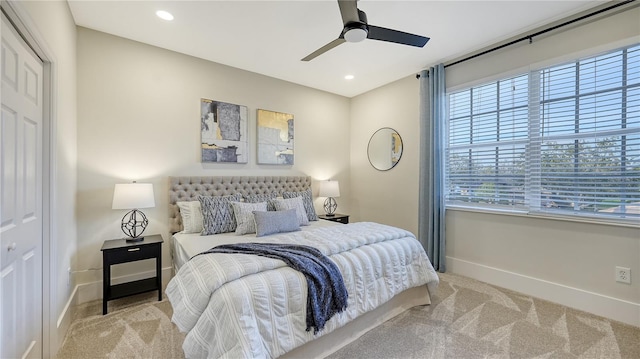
<box><xmin>1</xmin><ymin>13</ymin><xmax>44</xmax><ymax>359</ymax></box>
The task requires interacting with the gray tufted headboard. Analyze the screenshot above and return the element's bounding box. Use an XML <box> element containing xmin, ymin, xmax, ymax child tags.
<box><xmin>169</xmin><ymin>176</ymin><xmax>312</xmax><ymax>234</ymax></box>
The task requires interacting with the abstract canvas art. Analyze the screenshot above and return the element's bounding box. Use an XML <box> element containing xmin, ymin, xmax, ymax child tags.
<box><xmin>201</xmin><ymin>98</ymin><xmax>248</xmax><ymax>163</ymax></box>
<box><xmin>257</xmin><ymin>109</ymin><xmax>294</xmax><ymax>165</ymax></box>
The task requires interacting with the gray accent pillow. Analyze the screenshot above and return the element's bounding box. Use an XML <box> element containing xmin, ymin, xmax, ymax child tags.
<box><xmin>198</xmin><ymin>193</ymin><xmax>242</xmax><ymax>235</ymax></box>
<box><xmin>244</xmin><ymin>192</ymin><xmax>278</xmax><ymax>211</ymax></box>
<box><xmin>283</xmin><ymin>188</ymin><xmax>318</xmax><ymax>221</ymax></box>
<box><xmin>253</xmin><ymin>209</ymin><xmax>301</xmax><ymax>237</ymax></box>
<box><xmin>176</xmin><ymin>201</ymin><xmax>203</xmax><ymax>234</ymax></box>
<box><xmin>231</xmin><ymin>201</ymin><xmax>268</xmax><ymax>235</ymax></box>
<box><xmin>270</xmin><ymin>196</ymin><xmax>310</xmax><ymax>226</ymax></box>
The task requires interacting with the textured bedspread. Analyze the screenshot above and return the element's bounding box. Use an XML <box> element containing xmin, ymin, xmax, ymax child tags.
<box><xmin>200</xmin><ymin>243</ymin><xmax>348</xmax><ymax>334</ymax></box>
<box><xmin>166</xmin><ymin>222</ymin><xmax>439</xmax><ymax>359</ymax></box>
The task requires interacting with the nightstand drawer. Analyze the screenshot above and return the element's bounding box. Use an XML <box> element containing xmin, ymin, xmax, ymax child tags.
<box><xmin>103</xmin><ymin>242</ymin><xmax>159</xmax><ymax>264</ymax></box>
<box><xmin>318</xmin><ymin>214</ymin><xmax>349</xmax><ymax>224</ymax></box>
<box><xmin>333</xmin><ymin>216</ymin><xmax>349</xmax><ymax>224</ymax></box>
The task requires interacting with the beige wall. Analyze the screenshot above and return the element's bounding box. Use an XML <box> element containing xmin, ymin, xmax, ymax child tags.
<box><xmin>447</xmin><ymin>210</ymin><xmax>639</xmax><ymax>301</ymax></box>
<box><xmin>350</xmin><ymin>75</ymin><xmax>421</xmax><ymax>234</ymax></box>
<box><xmin>350</xmin><ymin>7</ymin><xmax>640</xmax><ymax>325</ymax></box>
<box><xmin>447</xmin><ymin>7</ymin><xmax>640</xmax><ymax>90</ymax></box>
<box><xmin>17</xmin><ymin>0</ymin><xmax>78</xmax><ymax>353</ymax></box>
<box><xmin>76</xmin><ymin>28</ymin><xmax>351</xmax><ymax>284</ymax></box>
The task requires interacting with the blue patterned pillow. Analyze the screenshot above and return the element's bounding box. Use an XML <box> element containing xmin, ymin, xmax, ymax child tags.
<box><xmin>283</xmin><ymin>188</ymin><xmax>318</xmax><ymax>221</ymax></box>
<box><xmin>198</xmin><ymin>194</ymin><xmax>242</xmax><ymax>235</ymax></box>
<box><xmin>253</xmin><ymin>209</ymin><xmax>301</xmax><ymax>237</ymax></box>
<box><xmin>244</xmin><ymin>192</ymin><xmax>278</xmax><ymax>211</ymax></box>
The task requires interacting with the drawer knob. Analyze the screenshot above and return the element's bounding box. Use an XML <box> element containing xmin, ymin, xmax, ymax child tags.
<box><xmin>128</xmin><ymin>248</ymin><xmax>140</xmax><ymax>252</ymax></box>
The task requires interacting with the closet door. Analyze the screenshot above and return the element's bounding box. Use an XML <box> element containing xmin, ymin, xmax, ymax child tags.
<box><xmin>1</xmin><ymin>12</ymin><xmax>44</xmax><ymax>359</ymax></box>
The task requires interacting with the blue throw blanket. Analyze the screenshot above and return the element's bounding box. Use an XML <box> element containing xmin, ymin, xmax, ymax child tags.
<box><xmin>199</xmin><ymin>243</ymin><xmax>348</xmax><ymax>334</ymax></box>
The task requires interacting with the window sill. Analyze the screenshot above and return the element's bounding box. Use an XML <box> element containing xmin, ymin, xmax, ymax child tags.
<box><xmin>446</xmin><ymin>205</ymin><xmax>640</xmax><ymax>229</ymax></box>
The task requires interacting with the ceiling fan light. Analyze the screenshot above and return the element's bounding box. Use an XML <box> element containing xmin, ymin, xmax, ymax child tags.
<box><xmin>344</xmin><ymin>27</ymin><xmax>367</xmax><ymax>43</ymax></box>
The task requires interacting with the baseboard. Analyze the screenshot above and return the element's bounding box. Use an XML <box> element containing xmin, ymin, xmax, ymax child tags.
<box><xmin>447</xmin><ymin>256</ymin><xmax>640</xmax><ymax>327</ymax></box>
<box><xmin>55</xmin><ymin>285</ymin><xmax>78</xmax><ymax>352</ymax></box>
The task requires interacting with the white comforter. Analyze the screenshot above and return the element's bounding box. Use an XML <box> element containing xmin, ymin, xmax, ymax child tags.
<box><xmin>166</xmin><ymin>222</ymin><xmax>439</xmax><ymax>358</ymax></box>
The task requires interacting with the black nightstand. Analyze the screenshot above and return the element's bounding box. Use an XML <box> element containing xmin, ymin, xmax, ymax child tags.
<box><xmin>100</xmin><ymin>234</ymin><xmax>163</xmax><ymax>315</ymax></box>
<box><xmin>318</xmin><ymin>213</ymin><xmax>349</xmax><ymax>224</ymax></box>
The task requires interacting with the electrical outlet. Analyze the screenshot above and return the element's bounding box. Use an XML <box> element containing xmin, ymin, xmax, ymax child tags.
<box><xmin>615</xmin><ymin>266</ymin><xmax>631</xmax><ymax>284</ymax></box>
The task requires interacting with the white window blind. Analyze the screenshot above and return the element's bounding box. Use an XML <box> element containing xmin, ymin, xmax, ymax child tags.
<box><xmin>446</xmin><ymin>44</ymin><xmax>640</xmax><ymax>221</ymax></box>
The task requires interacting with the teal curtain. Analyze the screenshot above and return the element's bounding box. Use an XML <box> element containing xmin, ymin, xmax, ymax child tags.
<box><xmin>418</xmin><ymin>64</ymin><xmax>446</xmax><ymax>272</ymax></box>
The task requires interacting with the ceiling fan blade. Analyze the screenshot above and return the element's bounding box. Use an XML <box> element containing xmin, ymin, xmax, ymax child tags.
<box><xmin>337</xmin><ymin>0</ymin><xmax>360</xmax><ymax>25</ymax></box>
<box><xmin>367</xmin><ymin>25</ymin><xmax>430</xmax><ymax>47</ymax></box>
<box><xmin>301</xmin><ymin>38</ymin><xmax>346</xmax><ymax>61</ymax></box>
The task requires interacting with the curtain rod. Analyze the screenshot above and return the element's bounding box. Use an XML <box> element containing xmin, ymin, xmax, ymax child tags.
<box><xmin>416</xmin><ymin>0</ymin><xmax>636</xmax><ymax>78</ymax></box>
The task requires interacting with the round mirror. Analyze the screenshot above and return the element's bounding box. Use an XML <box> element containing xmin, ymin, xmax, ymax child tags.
<box><xmin>367</xmin><ymin>127</ymin><xmax>403</xmax><ymax>171</ymax></box>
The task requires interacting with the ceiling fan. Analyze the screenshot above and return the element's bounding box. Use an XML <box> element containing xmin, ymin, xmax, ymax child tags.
<box><xmin>302</xmin><ymin>0</ymin><xmax>430</xmax><ymax>61</ymax></box>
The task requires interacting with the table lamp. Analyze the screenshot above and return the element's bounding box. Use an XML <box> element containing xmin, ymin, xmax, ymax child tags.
<box><xmin>112</xmin><ymin>182</ymin><xmax>155</xmax><ymax>241</ymax></box>
<box><xmin>319</xmin><ymin>180</ymin><xmax>340</xmax><ymax>216</ymax></box>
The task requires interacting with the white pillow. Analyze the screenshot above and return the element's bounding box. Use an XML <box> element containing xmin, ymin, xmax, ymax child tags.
<box><xmin>231</xmin><ymin>201</ymin><xmax>268</xmax><ymax>235</ymax></box>
<box><xmin>177</xmin><ymin>201</ymin><xmax>203</xmax><ymax>234</ymax></box>
<box><xmin>270</xmin><ymin>196</ymin><xmax>310</xmax><ymax>226</ymax></box>
<box><xmin>282</xmin><ymin>188</ymin><xmax>319</xmax><ymax>221</ymax></box>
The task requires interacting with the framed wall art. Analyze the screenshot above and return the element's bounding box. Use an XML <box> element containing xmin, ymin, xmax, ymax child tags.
<box><xmin>201</xmin><ymin>98</ymin><xmax>248</xmax><ymax>163</ymax></box>
<box><xmin>257</xmin><ymin>109</ymin><xmax>294</xmax><ymax>165</ymax></box>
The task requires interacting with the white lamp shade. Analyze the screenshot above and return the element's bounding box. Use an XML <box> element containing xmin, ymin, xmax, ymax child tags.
<box><xmin>112</xmin><ymin>183</ymin><xmax>155</xmax><ymax>209</ymax></box>
<box><xmin>319</xmin><ymin>180</ymin><xmax>340</xmax><ymax>198</ymax></box>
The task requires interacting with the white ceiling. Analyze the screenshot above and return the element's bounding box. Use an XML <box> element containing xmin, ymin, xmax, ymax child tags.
<box><xmin>67</xmin><ymin>0</ymin><xmax>607</xmax><ymax>98</ymax></box>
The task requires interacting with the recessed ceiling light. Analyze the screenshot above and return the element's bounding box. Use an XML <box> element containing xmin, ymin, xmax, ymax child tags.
<box><xmin>344</xmin><ymin>75</ymin><xmax>355</xmax><ymax>80</ymax></box>
<box><xmin>156</xmin><ymin>10</ymin><xmax>174</xmax><ymax>21</ymax></box>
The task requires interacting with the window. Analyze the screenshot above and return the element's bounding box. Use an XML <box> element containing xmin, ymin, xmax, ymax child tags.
<box><xmin>446</xmin><ymin>44</ymin><xmax>640</xmax><ymax>222</ymax></box>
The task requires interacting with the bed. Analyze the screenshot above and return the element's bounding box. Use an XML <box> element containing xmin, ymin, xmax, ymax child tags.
<box><xmin>165</xmin><ymin>176</ymin><xmax>439</xmax><ymax>358</ymax></box>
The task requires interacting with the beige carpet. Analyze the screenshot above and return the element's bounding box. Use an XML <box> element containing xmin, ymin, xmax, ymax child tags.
<box><xmin>56</xmin><ymin>293</ymin><xmax>185</xmax><ymax>359</ymax></box>
<box><xmin>57</xmin><ymin>273</ymin><xmax>640</xmax><ymax>358</ymax></box>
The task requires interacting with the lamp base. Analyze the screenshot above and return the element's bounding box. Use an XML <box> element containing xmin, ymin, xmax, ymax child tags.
<box><xmin>324</xmin><ymin>213</ymin><xmax>336</xmax><ymax>217</ymax></box>
<box><xmin>121</xmin><ymin>209</ymin><xmax>149</xmax><ymax>239</ymax></box>
<box><xmin>323</xmin><ymin>197</ymin><xmax>338</xmax><ymax>216</ymax></box>
<box><xmin>125</xmin><ymin>236</ymin><xmax>145</xmax><ymax>242</ymax></box>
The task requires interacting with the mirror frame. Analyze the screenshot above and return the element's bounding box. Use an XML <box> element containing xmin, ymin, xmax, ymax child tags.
<box><xmin>367</xmin><ymin>127</ymin><xmax>403</xmax><ymax>171</ymax></box>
